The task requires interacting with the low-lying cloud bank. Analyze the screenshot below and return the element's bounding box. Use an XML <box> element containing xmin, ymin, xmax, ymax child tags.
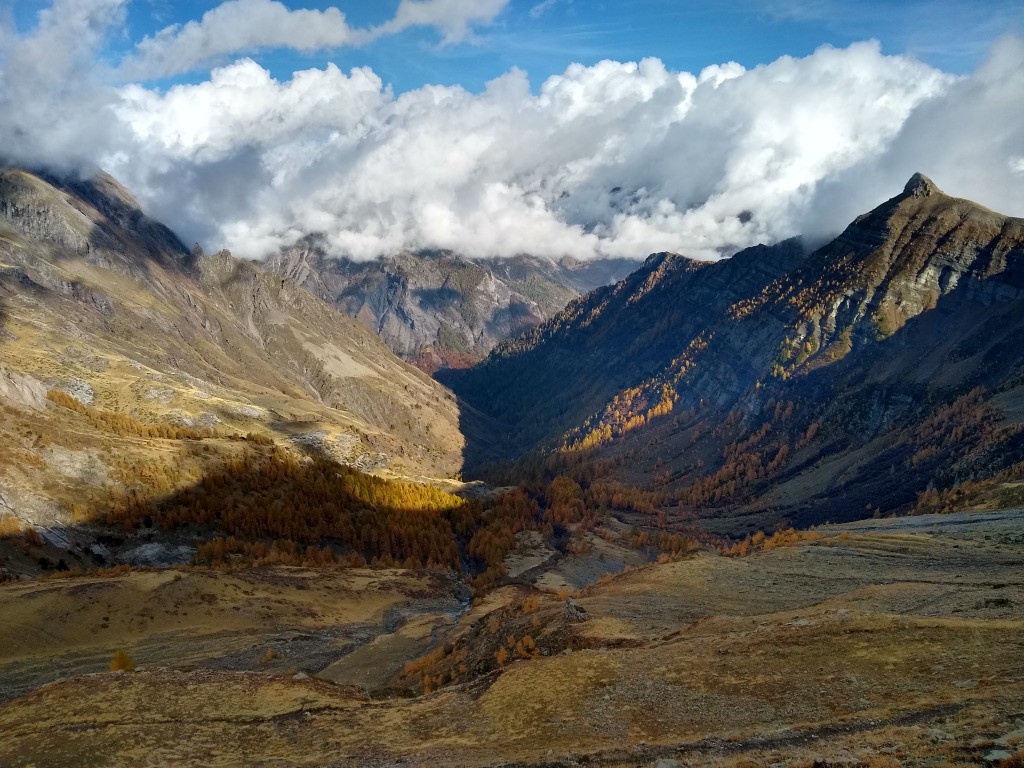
<box><xmin>1</xmin><ymin>1</ymin><xmax>1022</xmax><ymax>261</ymax></box>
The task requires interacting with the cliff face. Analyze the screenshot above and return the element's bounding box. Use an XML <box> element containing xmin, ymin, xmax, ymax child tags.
<box><xmin>757</xmin><ymin>173</ymin><xmax>1024</xmax><ymax>360</ymax></box>
<box><xmin>266</xmin><ymin>241</ymin><xmax>634</xmax><ymax>372</ymax></box>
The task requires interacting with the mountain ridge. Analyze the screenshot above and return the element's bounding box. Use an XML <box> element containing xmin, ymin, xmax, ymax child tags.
<box><xmin>0</xmin><ymin>166</ymin><xmax>466</xmax><ymax>540</ymax></box>
<box><xmin>446</xmin><ymin>173</ymin><xmax>1024</xmax><ymax>530</ymax></box>
<box><xmin>266</xmin><ymin>239</ymin><xmax>635</xmax><ymax>372</ymax></box>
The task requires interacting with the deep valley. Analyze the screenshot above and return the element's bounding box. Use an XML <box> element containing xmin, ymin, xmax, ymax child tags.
<box><xmin>0</xmin><ymin>165</ymin><xmax>1022</xmax><ymax>768</ymax></box>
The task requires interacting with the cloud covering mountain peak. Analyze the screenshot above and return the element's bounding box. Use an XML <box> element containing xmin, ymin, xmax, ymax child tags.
<box><xmin>1</xmin><ymin>2</ymin><xmax>1022</xmax><ymax>262</ymax></box>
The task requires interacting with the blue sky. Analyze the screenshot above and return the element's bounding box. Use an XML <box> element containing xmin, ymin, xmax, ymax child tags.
<box><xmin>11</xmin><ymin>0</ymin><xmax>1024</xmax><ymax>92</ymax></box>
<box><xmin>2</xmin><ymin>0</ymin><xmax>1022</xmax><ymax>261</ymax></box>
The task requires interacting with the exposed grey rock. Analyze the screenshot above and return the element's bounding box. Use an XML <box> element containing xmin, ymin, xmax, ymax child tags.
<box><xmin>995</xmin><ymin>727</ymin><xmax>1024</xmax><ymax>746</ymax></box>
<box><xmin>119</xmin><ymin>542</ymin><xmax>195</xmax><ymax>567</ymax></box>
<box><xmin>166</xmin><ymin>410</ymin><xmax>219</xmax><ymax>428</ymax></box>
<box><xmin>43</xmin><ymin>446</ymin><xmax>108</xmax><ymax>486</ymax></box>
<box><xmin>564</xmin><ymin>598</ymin><xmax>589</xmax><ymax>622</ymax></box>
<box><xmin>0</xmin><ymin>365</ymin><xmax>47</xmax><ymax>409</ymax></box>
<box><xmin>984</xmin><ymin>749</ymin><xmax>1013</xmax><ymax>763</ymax></box>
<box><xmin>57</xmin><ymin>378</ymin><xmax>95</xmax><ymax>406</ymax></box>
<box><xmin>266</xmin><ymin>242</ymin><xmax>633</xmax><ymax>369</ymax></box>
<box><xmin>229</xmin><ymin>404</ymin><xmax>265</xmax><ymax>419</ymax></box>
<box><xmin>0</xmin><ymin>171</ymin><xmax>92</xmax><ymax>253</ymax></box>
<box><xmin>287</xmin><ymin>430</ymin><xmax>387</xmax><ymax>471</ymax></box>
<box><xmin>144</xmin><ymin>387</ymin><xmax>174</xmax><ymax>404</ymax></box>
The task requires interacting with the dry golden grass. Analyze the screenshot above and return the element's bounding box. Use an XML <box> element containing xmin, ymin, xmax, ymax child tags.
<box><xmin>109</xmin><ymin>650</ymin><xmax>135</xmax><ymax>672</ymax></box>
<box><xmin>1</xmin><ymin>512</ymin><xmax>1022</xmax><ymax>767</ymax></box>
<box><xmin>0</xmin><ymin>567</ymin><xmax>441</xmax><ymax>662</ymax></box>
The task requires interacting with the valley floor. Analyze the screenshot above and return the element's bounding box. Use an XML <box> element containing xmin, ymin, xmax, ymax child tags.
<box><xmin>1</xmin><ymin>508</ymin><xmax>1022</xmax><ymax>767</ymax></box>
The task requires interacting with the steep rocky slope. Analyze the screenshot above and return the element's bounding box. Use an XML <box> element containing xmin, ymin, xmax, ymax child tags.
<box><xmin>266</xmin><ymin>240</ymin><xmax>633</xmax><ymax>371</ymax></box>
<box><xmin>0</xmin><ymin>167</ymin><xmax>463</xmax><ymax>536</ymax></box>
<box><xmin>447</xmin><ymin>175</ymin><xmax>1024</xmax><ymax>528</ymax></box>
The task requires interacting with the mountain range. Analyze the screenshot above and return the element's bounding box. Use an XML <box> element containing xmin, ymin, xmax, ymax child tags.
<box><xmin>2</xmin><ymin>165</ymin><xmax>1022</xmax><ymax>545</ymax></box>
<box><xmin>1</xmin><ymin>165</ymin><xmax>1023</xmax><ymax>768</ymax></box>
<box><xmin>445</xmin><ymin>173</ymin><xmax>1024</xmax><ymax>532</ymax></box>
<box><xmin>266</xmin><ymin>238</ymin><xmax>633</xmax><ymax>372</ymax></box>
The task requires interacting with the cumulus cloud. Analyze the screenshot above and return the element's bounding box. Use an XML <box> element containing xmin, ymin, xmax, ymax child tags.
<box><xmin>1</xmin><ymin>1</ymin><xmax>1022</xmax><ymax>263</ymax></box>
<box><xmin>120</xmin><ymin>0</ymin><xmax>511</xmax><ymax>79</ymax></box>
<box><xmin>108</xmin><ymin>41</ymin><xmax>968</xmax><ymax>260</ymax></box>
<box><xmin>122</xmin><ymin>0</ymin><xmax>358</xmax><ymax>79</ymax></box>
<box><xmin>0</xmin><ymin>0</ymin><xmax>130</xmax><ymax>173</ymax></box>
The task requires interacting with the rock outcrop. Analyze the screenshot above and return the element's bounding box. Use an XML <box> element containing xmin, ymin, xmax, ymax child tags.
<box><xmin>266</xmin><ymin>241</ymin><xmax>633</xmax><ymax>371</ymax></box>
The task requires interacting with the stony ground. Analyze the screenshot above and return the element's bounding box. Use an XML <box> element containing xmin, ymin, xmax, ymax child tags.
<box><xmin>1</xmin><ymin>508</ymin><xmax>1022</xmax><ymax>767</ymax></box>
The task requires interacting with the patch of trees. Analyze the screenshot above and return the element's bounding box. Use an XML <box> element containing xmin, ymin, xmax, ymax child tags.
<box><xmin>674</xmin><ymin>399</ymin><xmax>800</xmax><ymax>510</ymax></box>
<box><xmin>466</xmin><ymin>488</ymin><xmax>538</xmax><ymax>588</ymax></box>
<box><xmin>59</xmin><ymin>432</ymin><xmax>698</xmax><ymax>591</ymax></box>
<box><xmin>913</xmin><ymin>459</ymin><xmax>1024</xmax><ymax>515</ymax></box>
<box><xmin>47</xmin><ymin>389</ymin><xmax>221</xmax><ymax>441</ymax></box>
<box><xmin>103</xmin><ymin>447</ymin><xmax>466</xmax><ymax>570</ymax></box>
<box><xmin>567</xmin><ymin>335</ymin><xmax>710</xmax><ymax>452</ymax></box>
<box><xmin>721</xmin><ymin>527</ymin><xmax>824</xmax><ymax>557</ymax></box>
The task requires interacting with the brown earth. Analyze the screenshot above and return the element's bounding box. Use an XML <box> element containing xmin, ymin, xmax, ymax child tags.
<box><xmin>1</xmin><ymin>507</ymin><xmax>1022</xmax><ymax>767</ymax></box>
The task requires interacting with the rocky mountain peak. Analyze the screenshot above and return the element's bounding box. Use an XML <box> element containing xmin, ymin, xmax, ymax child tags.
<box><xmin>264</xmin><ymin>243</ymin><xmax>635</xmax><ymax>371</ymax></box>
<box><xmin>902</xmin><ymin>172</ymin><xmax>940</xmax><ymax>198</ymax></box>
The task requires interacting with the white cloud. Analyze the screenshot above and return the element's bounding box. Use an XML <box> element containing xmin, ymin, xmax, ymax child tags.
<box><xmin>0</xmin><ymin>0</ymin><xmax>128</xmax><ymax>173</ymax></box>
<box><xmin>122</xmin><ymin>0</ymin><xmax>358</xmax><ymax>79</ymax></box>
<box><xmin>1</xmin><ymin>2</ymin><xmax>1022</xmax><ymax>264</ymax></box>
<box><xmin>796</xmin><ymin>34</ymin><xmax>1024</xmax><ymax>243</ymax></box>
<box><xmin>110</xmin><ymin>41</ymin><xmax>966</xmax><ymax>260</ymax></box>
<box><xmin>373</xmin><ymin>0</ymin><xmax>511</xmax><ymax>44</ymax></box>
<box><xmin>120</xmin><ymin>0</ymin><xmax>511</xmax><ymax>79</ymax></box>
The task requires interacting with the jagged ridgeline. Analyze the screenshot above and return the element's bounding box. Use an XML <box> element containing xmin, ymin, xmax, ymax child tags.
<box><xmin>265</xmin><ymin>239</ymin><xmax>634</xmax><ymax>373</ymax></box>
<box><xmin>446</xmin><ymin>175</ymin><xmax>1024</xmax><ymax>530</ymax></box>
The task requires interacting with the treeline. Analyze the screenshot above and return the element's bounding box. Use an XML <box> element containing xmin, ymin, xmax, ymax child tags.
<box><xmin>88</xmin><ymin>442</ymin><xmax>699</xmax><ymax>587</ymax></box>
<box><xmin>103</xmin><ymin>447</ymin><xmax>466</xmax><ymax>569</ymax></box>
<box><xmin>721</xmin><ymin>527</ymin><xmax>825</xmax><ymax>557</ymax></box>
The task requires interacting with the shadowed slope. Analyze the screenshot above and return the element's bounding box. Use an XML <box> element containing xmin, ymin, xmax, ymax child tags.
<box><xmin>0</xmin><ymin>168</ymin><xmax>468</xmax><ymax>547</ymax></box>
<box><xmin>446</xmin><ymin>176</ymin><xmax>1024</xmax><ymax>529</ymax></box>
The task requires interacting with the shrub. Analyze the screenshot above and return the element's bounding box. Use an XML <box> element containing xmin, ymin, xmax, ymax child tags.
<box><xmin>110</xmin><ymin>649</ymin><xmax>136</xmax><ymax>671</ymax></box>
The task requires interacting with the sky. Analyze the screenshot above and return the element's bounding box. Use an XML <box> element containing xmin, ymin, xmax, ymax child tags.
<box><xmin>0</xmin><ymin>0</ymin><xmax>1022</xmax><ymax>261</ymax></box>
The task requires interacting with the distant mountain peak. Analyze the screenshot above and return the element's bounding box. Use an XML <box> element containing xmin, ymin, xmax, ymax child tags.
<box><xmin>903</xmin><ymin>172</ymin><xmax>940</xmax><ymax>198</ymax></box>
